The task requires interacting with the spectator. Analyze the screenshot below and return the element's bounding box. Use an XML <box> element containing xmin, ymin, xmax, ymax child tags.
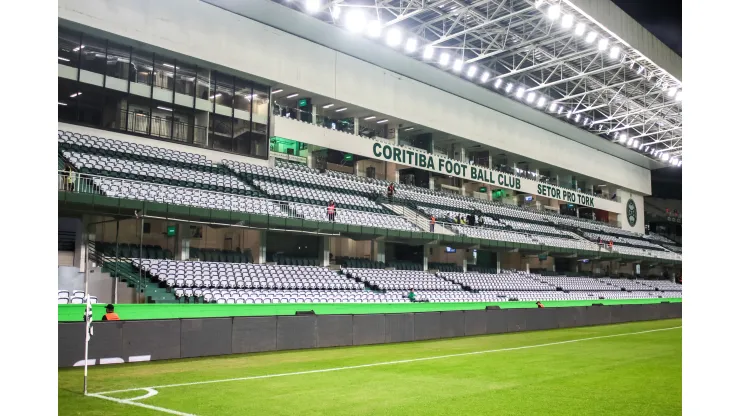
<box><xmin>386</xmin><ymin>183</ymin><xmax>395</xmax><ymax>202</ymax></box>
<box><xmin>327</xmin><ymin>199</ymin><xmax>336</xmax><ymax>222</ymax></box>
<box><xmin>407</xmin><ymin>288</ymin><xmax>416</xmax><ymax>302</ymax></box>
<box><xmin>102</xmin><ymin>304</ymin><xmax>120</xmax><ymax>321</ymax></box>
<box><xmin>478</xmin><ymin>217</ymin><xmax>484</xmax><ymax>226</ymax></box>
<box><xmin>536</xmin><ymin>301</ymin><xmax>544</xmax><ymax>309</ymax></box>
<box><xmin>430</xmin><ymin>215</ymin><xmax>436</xmax><ymax>232</ymax></box>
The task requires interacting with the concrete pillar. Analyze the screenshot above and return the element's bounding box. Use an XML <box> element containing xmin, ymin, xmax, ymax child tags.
<box><xmin>353</xmin><ymin>117</ymin><xmax>359</xmax><ymax>135</ymax></box>
<box><xmin>311</xmin><ymin>104</ymin><xmax>317</xmax><ymax>125</ymax></box>
<box><xmin>375</xmin><ymin>240</ymin><xmax>386</xmax><ymax>264</ymax></box>
<box><xmin>496</xmin><ymin>260</ymin><xmax>501</xmax><ymax>274</ymax></box>
<box><xmin>320</xmin><ymin>236</ymin><xmax>330</xmax><ymax>267</ymax></box>
<box><xmin>177</xmin><ymin>224</ymin><xmax>190</xmax><ymax>260</ymax></box>
<box><xmin>488</xmin><ymin>155</ymin><xmax>493</xmax><ymax>169</ymax></box>
<box><xmin>393</xmin><ymin>124</ymin><xmax>400</xmax><ymax>145</ymax></box>
<box><xmin>460</xmin><ymin>147</ymin><xmax>466</xmax><ymax>163</ymax></box>
<box><xmin>258</xmin><ymin>230</ymin><xmax>267</xmax><ymax>264</ymax></box>
<box><xmin>74</xmin><ymin>215</ymin><xmax>91</xmax><ymax>270</ymax></box>
<box><xmin>423</xmin><ymin>245</ymin><xmax>429</xmax><ymax>272</ymax></box>
<box><xmin>429</xmin><ymin>176</ymin><xmax>435</xmax><ymax>190</ymax></box>
<box><xmin>552</xmin><ymin>263</ymin><xmax>556</xmax><ymax>272</ymax></box>
<box><xmin>525</xmin><ymin>261</ymin><xmax>530</xmax><ymax>273</ymax></box>
<box><xmin>462</xmin><ymin>258</ymin><xmax>468</xmax><ymax>273</ymax></box>
<box><xmin>394</xmin><ymin>170</ymin><xmax>400</xmax><ymax>183</ymax></box>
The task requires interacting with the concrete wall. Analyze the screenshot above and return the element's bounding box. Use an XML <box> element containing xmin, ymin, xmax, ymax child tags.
<box><xmin>58</xmin><ymin>0</ymin><xmax>652</xmax><ymax>196</ymax></box>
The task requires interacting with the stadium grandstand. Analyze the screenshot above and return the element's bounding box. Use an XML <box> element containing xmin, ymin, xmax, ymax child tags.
<box><xmin>57</xmin><ymin>0</ymin><xmax>682</xmax><ymax>414</ymax></box>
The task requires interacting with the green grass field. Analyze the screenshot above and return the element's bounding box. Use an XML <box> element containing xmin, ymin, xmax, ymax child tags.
<box><xmin>59</xmin><ymin>319</ymin><xmax>682</xmax><ymax>415</ymax></box>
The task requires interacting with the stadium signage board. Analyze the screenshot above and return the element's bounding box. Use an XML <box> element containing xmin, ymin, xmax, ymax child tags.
<box><xmin>372</xmin><ymin>142</ymin><xmax>601</xmax><ymax>209</ymax></box>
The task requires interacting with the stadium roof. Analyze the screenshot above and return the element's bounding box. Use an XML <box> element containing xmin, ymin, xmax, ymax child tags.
<box><xmin>272</xmin><ymin>0</ymin><xmax>682</xmax><ymax>162</ymax></box>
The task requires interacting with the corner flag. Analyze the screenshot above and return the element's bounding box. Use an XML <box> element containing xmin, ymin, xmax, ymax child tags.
<box><xmin>83</xmin><ymin>296</ymin><xmax>93</xmax><ymax>395</ymax></box>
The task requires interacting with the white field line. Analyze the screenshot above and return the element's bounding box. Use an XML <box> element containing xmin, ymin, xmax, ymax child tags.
<box><xmin>96</xmin><ymin>325</ymin><xmax>681</xmax><ymax>396</ymax></box>
<box><xmin>88</xmin><ymin>392</ymin><xmax>194</xmax><ymax>416</ymax></box>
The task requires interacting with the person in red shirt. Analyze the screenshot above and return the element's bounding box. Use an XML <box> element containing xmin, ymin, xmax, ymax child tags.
<box><xmin>327</xmin><ymin>200</ymin><xmax>336</xmax><ymax>222</ymax></box>
<box><xmin>430</xmin><ymin>215</ymin><xmax>436</xmax><ymax>232</ymax></box>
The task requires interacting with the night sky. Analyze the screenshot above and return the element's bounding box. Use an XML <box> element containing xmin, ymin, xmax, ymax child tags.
<box><xmin>611</xmin><ymin>0</ymin><xmax>682</xmax><ymax>56</ymax></box>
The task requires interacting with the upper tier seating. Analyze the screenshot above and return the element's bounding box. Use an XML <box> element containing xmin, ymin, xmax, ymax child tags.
<box><xmin>582</xmin><ymin>231</ymin><xmax>666</xmax><ymax>250</ymax></box>
<box><xmin>440</xmin><ymin>271</ymin><xmax>555</xmax><ymax>291</ymax></box>
<box><xmin>635</xmin><ymin>280</ymin><xmax>683</xmax><ymax>291</ymax></box>
<box><xmin>336</xmin><ymin>257</ymin><xmax>385</xmax><ymax>269</ymax></box>
<box><xmin>598</xmin><ymin>277</ymin><xmax>653</xmax><ymax>291</ymax></box>
<box><xmin>58</xmin><ymin>290</ymin><xmax>98</xmax><ymax>304</ymax></box>
<box><xmin>253</xmin><ymin>179</ymin><xmax>381</xmax><ymax>211</ymax></box>
<box><xmin>534</xmin><ymin>276</ymin><xmax>619</xmax><ymax>291</ymax></box>
<box><xmin>189</xmin><ymin>289</ymin><xmax>407</xmax><ymax>303</ymax></box>
<box><xmin>345</xmin><ymin>268</ymin><xmax>463</xmax><ymax>291</ymax></box>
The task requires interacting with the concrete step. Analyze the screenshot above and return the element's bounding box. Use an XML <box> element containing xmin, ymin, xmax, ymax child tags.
<box><xmin>381</xmin><ymin>203</ymin><xmax>455</xmax><ymax>235</ymax></box>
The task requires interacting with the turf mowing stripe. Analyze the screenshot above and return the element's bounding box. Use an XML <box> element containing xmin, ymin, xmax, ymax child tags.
<box><xmin>96</xmin><ymin>325</ymin><xmax>680</xmax><ymax>395</ymax></box>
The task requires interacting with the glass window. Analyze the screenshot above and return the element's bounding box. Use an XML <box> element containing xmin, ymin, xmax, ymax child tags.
<box><xmin>153</xmin><ymin>56</ymin><xmax>175</xmax><ymax>91</ymax></box>
<box><xmin>58</xmin><ymin>28</ymin><xmax>81</xmax><ymax>68</ymax></box>
<box><xmin>171</xmin><ymin>109</ymin><xmax>195</xmax><ymax>143</ymax></box>
<box><xmin>233</xmin><ymin>77</ymin><xmax>252</xmax><ymax>113</ymax></box>
<box><xmin>196</xmin><ymin>68</ymin><xmax>211</xmax><ymax>100</ymax></box>
<box><xmin>58</xmin><ymin>78</ymin><xmax>79</xmax><ymax>123</ymax></box>
<box><xmin>79</xmin><ymin>33</ymin><xmax>107</xmax><ymax>75</ymax></box>
<box><xmin>106</xmin><ymin>41</ymin><xmax>131</xmax><ymax>80</ymax></box>
<box><xmin>131</xmin><ymin>49</ymin><xmax>154</xmax><ymax>87</ymax></box>
<box><xmin>210</xmin><ymin>114</ymin><xmax>234</xmax><ymax>152</ymax></box>
<box><xmin>212</xmin><ymin>72</ymin><xmax>234</xmax><ymax>111</ymax></box>
<box><xmin>75</xmin><ymin>84</ymin><xmax>107</xmax><ymax>128</ymax></box>
<box><xmin>126</xmin><ymin>96</ymin><xmax>152</xmax><ymax>135</ymax></box>
<box><xmin>251</xmin><ymin>83</ymin><xmax>270</xmax><ymax>121</ymax></box>
<box><xmin>175</xmin><ymin>62</ymin><xmax>196</xmax><ymax>97</ymax></box>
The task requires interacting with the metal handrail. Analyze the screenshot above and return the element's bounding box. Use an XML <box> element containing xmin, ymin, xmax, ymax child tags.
<box><xmin>272</xmin><ymin>103</ymin><xmax>619</xmax><ymax>203</ymax></box>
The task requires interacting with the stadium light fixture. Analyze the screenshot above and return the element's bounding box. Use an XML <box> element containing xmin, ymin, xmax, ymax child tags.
<box><xmin>557</xmin><ymin>106</ymin><xmax>564</xmax><ymax>114</ymax></box>
<box><xmin>574</xmin><ymin>113</ymin><xmax>581</xmax><ymax>122</ymax></box>
<box><xmin>537</xmin><ymin>96</ymin><xmax>546</xmax><ymax>108</ymax></box>
<box><xmin>335</xmin><ymin>107</ymin><xmax>347</xmax><ymax>112</ymax></box>
<box><xmin>480</xmin><ymin>71</ymin><xmax>490</xmax><ymax>83</ymax></box>
<box><xmin>547</xmin><ymin>4</ymin><xmax>561</xmax><ymax>20</ymax></box>
<box><xmin>561</xmin><ymin>14</ymin><xmax>574</xmax><ymax>29</ymax></box>
<box><xmin>423</xmin><ymin>45</ymin><xmax>434</xmax><ymax>60</ymax></box>
<box><xmin>516</xmin><ymin>87</ymin><xmax>525</xmax><ymax>99</ymax></box>
<box><xmin>585</xmin><ymin>31</ymin><xmax>597</xmax><ymax>43</ymax></box>
<box><xmin>364</xmin><ymin>115</ymin><xmax>376</xmax><ymax>120</ymax></box>
<box><xmin>467</xmin><ymin>65</ymin><xmax>477</xmax><ymax>78</ymax></box>
<box><xmin>619</xmin><ymin>133</ymin><xmax>627</xmax><ymax>143</ymax></box>
<box><xmin>305</xmin><ymin>0</ymin><xmax>321</xmax><ymax>14</ymax></box>
<box><xmin>598</xmin><ymin>39</ymin><xmax>609</xmax><ymax>51</ymax></box>
<box><xmin>494</xmin><ymin>78</ymin><xmax>503</xmax><ymax>89</ymax></box>
<box><xmin>668</xmin><ymin>87</ymin><xmax>677</xmax><ymax>98</ymax></box>
<box><xmin>377</xmin><ymin>119</ymin><xmax>388</xmax><ymax>124</ymax></box>
<box><xmin>583</xmin><ymin>117</ymin><xmax>589</xmax><ymax>125</ymax></box>
<box><xmin>453</xmin><ymin>59</ymin><xmax>464</xmax><ymax>72</ymax></box>
<box><xmin>331</xmin><ymin>5</ymin><xmax>341</xmax><ymax>20</ymax></box>
<box><xmin>322</xmin><ymin>103</ymin><xmax>335</xmax><ymax>109</ymax></box>
<box><xmin>505</xmin><ymin>82</ymin><xmax>513</xmax><ymax>93</ymax></box>
<box><xmin>566</xmin><ymin>111</ymin><xmax>572</xmax><ymax>119</ymax></box>
<box><xmin>675</xmin><ymin>91</ymin><xmax>683</xmax><ymax>101</ymax></box>
<box><xmin>286</xmin><ymin>93</ymin><xmax>299</xmax><ymax>98</ymax></box>
<box><xmin>574</xmin><ymin>22</ymin><xmax>586</xmax><ymax>36</ymax></box>
<box><xmin>405</xmin><ymin>37</ymin><xmax>418</xmax><ymax>53</ymax></box>
<box><xmin>678</xmin><ymin>160</ymin><xmax>682</xmax><ymax>167</ymax></box>
<box><xmin>346</xmin><ymin>9</ymin><xmax>366</xmax><ymax>33</ymax></box>
<box><xmin>549</xmin><ymin>102</ymin><xmax>557</xmax><ymax>112</ymax></box>
<box><xmin>439</xmin><ymin>53</ymin><xmax>451</xmax><ymax>67</ymax></box>
<box><xmin>609</xmin><ymin>46</ymin><xmax>620</xmax><ymax>59</ymax></box>
<box><xmin>633</xmin><ymin>140</ymin><xmax>640</xmax><ymax>148</ymax></box>
<box><xmin>367</xmin><ymin>20</ymin><xmax>382</xmax><ymax>38</ymax></box>
<box><xmin>386</xmin><ymin>28</ymin><xmax>402</xmax><ymax>47</ymax></box>
<box><xmin>534</xmin><ymin>0</ymin><xmax>544</xmax><ymax>8</ymax></box>
<box><xmin>271</xmin><ymin>89</ymin><xmax>283</xmax><ymax>94</ymax></box>
<box><xmin>526</xmin><ymin>92</ymin><xmax>536</xmax><ymax>103</ymax></box>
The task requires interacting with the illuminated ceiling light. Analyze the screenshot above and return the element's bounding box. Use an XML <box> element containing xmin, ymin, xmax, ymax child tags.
<box><xmin>585</xmin><ymin>31</ymin><xmax>597</xmax><ymax>43</ymax></box>
<box><xmin>209</xmin><ymin>93</ymin><xmax>222</xmax><ymax>99</ymax></box>
<box><xmin>306</xmin><ymin>0</ymin><xmax>321</xmax><ymax>14</ymax></box>
<box><xmin>404</xmin><ymin>127</ymin><xmax>414</xmax><ymax>131</ymax></box>
<box><xmin>70</xmin><ymin>92</ymin><xmax>82</xmax><ymax>98</ymax></box>
<box><xmin>574</xmin><ymin>113</ymin><xmax>581</xmax><ymax>122</ymax></box>
<box><xmin>73</xmin><ymin>45</ymin><xmax>85</xmax><ymax>52</ymax></box>
<box><xmin>439</xmin><ymin>52</ymin><xmax>450</xmax><ymax>66</ymax></box>
<box><xmin>668</xmin><ymin>87</ymin><xmax>678</xmax><ymax>98</ymax></box>
<box><xmin>626</xmin><ymin>138</ymin><xmax>633</xmax><ymax>146</ymax></box>
<box><xmin>453</xmin><ymin>59</ymin><xmax>464</xmax><ymax>72</ymax></box>
<box><xmin>633</xmin><ymin>140</ymin><xmax>641</xmax><ymax>149</ymax></box>
<box><xmin>157</xmin><ymin>106</ymin><xmax>173</xmax><ymax>112</ymax></box>
<box><xmin>364</xmin><ymin>115</ymin><xmax>377</xmax><ymax>120</ymax></box>
<box><xmin>598</xmin><ymin>38</ymin><xmax>609</xmax><ymax>51</ymax></box>
<box><xmin>367</xmin><ymin>20</ymin><xmax>383</xmax><ymax>38</ymax></box>
<box><xmin>547</xmin><ymin>4</ymin><xmax>561</xmax><ymax>20</ymax></box>
<box><xmin>566</xmin><ymin>111</ymin><xmax>572</xmax><ymax>119</ymax></box>
<box><xmin>549</xmin><ymin>102</ymin><xmax>557</xmax><ymax>112</ymax></box>
<box><xmin>466</xmin><ymin>65</ymin><xmax>477</xmax><ymax>78</ymax></box>
<box><xmin>675</xmin><ymin>91</ymin><xmax>683</xmax><ymax>101</ymax></box>
<box><xmin>386</xmin><ymin>28</ymin><xmax>402</xmax><ymax>47</ymax></box>
<box><xmin>322</xmin><ymin>103</ymin><xmax>335</xmax><ymax>109</ymax></box>
<box><xmin>331</xmin><ymin>5</ymin><xmax>341</xmax><ymax>20</ymax></box>
<box><xmin>609</xmin><ymin>46</ymin><xmax>620</xmax><ymax>59</ymax></box>
<box><xmin>583</xmin><ymin>117</ymin><xmax>589</xmax><ymax>125</ymax></box>
<box><xmin>335</xmin><ymin>107</ymin><xmax>347</xmax><ymax>112</ymax></box>
<box><xmin>619</xmin><ymin>133</ymin><xmax>627</xmax><ymax>143</ymax></box>
<box><xmin>405</xmin><ymin>37</ymin><xmax>418</xmax><ymax>53</ymax></box>
<box><xmin>58</xmin><ymin>57</ymin><xmax>70</xmax><ymax>62</ymax></box>
<box><xmin>526</xmin><ymin>92</ymin><xmax>536</xmax><ymax>103</ymax></box>
<box><xmin>271</xmin><ymin>89</ymin><xmax>283</xmax><ymax>94</ymax></box>
<box><xmin>480</xmin><ymin>71</ymin><xmax>490</xmax><ymax>83</ymax></box>
<box><xmin>423</xmin><ymin>45</ymin><xmax>434</xmax><ymax>59</ymax></box>
<box><xmin>516</xmin><ymin>87</ymin><xmax>525</xmax><ymax>99</ymax></box>
<box><xmin>494</xmin><ymin>78</ymin><xmax>503</xmax><ymax>89</ymax></box>
<box><xmin>505</xmin><ymin>82</ymin><xmax>513</xmax><ymax>93</ymax></box>
<box><xmin>561</xmin><ymin>14</ymin><xmax>574</xmax><ymax>29</ymax></box>
<box><xmin>557</xmin><ymin>106</ymin><xmax>563</xmax><ymax>114</ymax></box>
<box><xmin>537</xmin><ymin>96</ymin><xmax>546</xmax><ymax>108</ymax></box>
<box><xmin>285</xmin><ymin>93</ymin><xmax>299</xmax><ymax>98</ymax></box>
<box><xmin>58</xmin><ymin>102</ymin><xmax>67</xmax><ymax>106</ymax></box>
<box><xmin>574</xmin><ymin>22</ymin><xmax>586</xmax><ymax>36</ymax></box>
<box><xmin>377</xmin><ymin>119</ymin><xmax>388</xmax><ymax>124</ymax></box>
<box><xmin>346</xmin><ymin>9</ymin><xmax>367</xmax><ymax>33</ymax></box>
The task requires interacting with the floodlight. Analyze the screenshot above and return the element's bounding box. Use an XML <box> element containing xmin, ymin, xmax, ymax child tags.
<box><xmin>619</xmin><ymin>133</ymin><xmax>627</xmax><ymax>143</ymax></box>
<box><xmin>494</xmin><ymin>78</ymin><xmax>503</xmax><ymax>89</ymax></box>
<box><xmin>661</xmin><ymin>153</ymin><xmax>669</xmax><ymax>161</ymax></box>
<box><xmin>526</xmin><ymin>92</ymin><xmax>536</xmax><ymax>103</ymax></box>
<box><xmin>574</xmin><ymin>22</ymin><xmax>586</xmax><ymax>36</ymax></box>
<box><xmin>467</xmin><ymin>65</ymin><xmax>477</xmax><ymax>78</ymax></box>
<box><xmin>439</xmin><ymin>52</ymin><xmax>450</xmax><ymax>66</ymax></box>
<box><xmin>480</xmin><ymin>71</ymin><xmax>490</xmax><ymax>82</ymax></box>
<box><xmin>367</xmin><ymin>20</ymin><xmax>382</xmax><ymax>38</ymax></box>
<box><xmin>346</xmin><ymin>9</ymin><xmax>366</xmax><ymax>33</ymax></box>
<box><xmin>585</xmin><ymin>31</ymin><xmax>597</xmax><ymax>43</ymax></box>
<box><xmin>331</xmin><ymin>5</ymin><xmax>341</xmax><ymax>19</ymax></box>
<box><xmin>423</xmin><ymin>45</ymin><xmax>434</xmax><ymax>59</ymax></box>
<box><xmin>547</xmin><ymin>4</ymin><xmax>561</xmax><ymax>20</ymax></box>
<box><xmin>537</xmin><ymin>96</ymin><xmax>546</xmax><ymax>108</ymax></box>
<box><xmin>534</xmin><ymin>0</ymin><xmax>544</xmax><ymax>8</ymax></box>
<box><xmin>633</xmin><ymin>140</ymin><xmax>640</xmax><ymax>148</ymax></box>
<box><xmin>549</xmin><ymin>102</ymin><xmax>557</xmax><ymax>112</ymax></box>
<box><xmin>678</xmin><ymin>160</ymin><xmax>682</xmax><ymax>167</ymax></box>
<box><xmin>557</xmin><ymin>106</ymin><xmax>563</xmax><ymax>114</ymax></box>
<box><xmin>453</xmin><ymin>59</ymin><xmax>464</xmax><ymax>72</ymax></box>
<box><xmin>668</xmin><ymin>87</ymin><xmax>677</xmax><ymax>98</ymax></box>
<box><xmin>566</xmin><ymin>111</ymin><xmax>572</xmax><ymax>119</ymax></box>
<box><xmin>561</xmin><ymin>14</ymin><xmax>574</xmax><ymax>29</ymax></box>
<box><xmin>598</xmin><ymin>39</ymin><xmax>608</xmax><ymax>51</ymax></box>
<box><xmin>574</xmin><ymin>113</ymin><xmax>581</xmax><ymax>122</ymax></box>
<box><xmin>609</xmin><ymin>46</ymin><xmax>620</xmax><ymax>59</ymax></box>
<box><xmin>306</xmin><ymin>0</ymin><xmax>321</xmax><ymax>14</ymax></box>
<box><xmin>675</xmin><ymin>91</ymin><xmax>683</xmax><ymax>101</ymax></box>
<box><xmin>405</xmin><ymin>38</ymin><xmax>418</xmax><ymax>53</ymax></box>
<box><xmin>505</xmin><ymin>82</ymin><xmax>513</xmax><ymax>93</ymax></box>
<box><xmin>386</xmin><ymin>28</ymin><xmax>402</xmax><ymax>47</ymax></box>
<box><xmin>516</xmin><ymin>87</ymin><xmax>525</xmax><ymax>98</ymax></box>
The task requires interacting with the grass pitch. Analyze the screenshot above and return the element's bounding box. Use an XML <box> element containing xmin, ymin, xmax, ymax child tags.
<box><xmin>59</xmin><ymin>319</ymin><xmax>681</xmax><ymax>415</ymax></box>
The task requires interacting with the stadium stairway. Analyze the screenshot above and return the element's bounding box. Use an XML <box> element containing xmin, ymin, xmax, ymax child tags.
<box><xmin>380</xmin><ymin>202</ymin><xmax>454</xmax><ymax>235</ymax></box>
